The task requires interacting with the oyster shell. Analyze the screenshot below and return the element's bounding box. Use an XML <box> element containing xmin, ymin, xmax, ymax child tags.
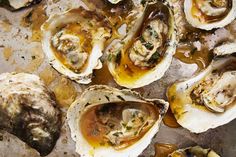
<box><xmin>67</xmin><ymin>85</ymin><xmax>168</xmax><ymax>157</ymax></box>
<box><xmin>184</xmin><ymin>0</ymin><xmax>236</xmax><ymax>30</ymax></box>
<box><xmin>0</xmin><ymin>72</ymin><xmax>61</xmax><ymax>156</ymax></box>
<box><xmin>0</xmin><ymin>0</ymin><xmax>41</xmax><ymax>10</ymax></box>
<box><xmin>169</xmin><ymin>146</ymin><xmax>220</xmax><ymax>157</ymax></box>
<box><xmin>107</xmin><ymin>1</ymin><xmax>177</xmax><ymax>88</ymax></box>
<box><xmin>213</xmin><ymin>42</ymin><xmax>236</xmax><ymax>56</ymax></box>
<box><xmin>41</xmin><ymin>7</ymin><xmax>112</xmax><ymax>84</ymax></box>
<box><xmin>167</xmin><ymin>49</ymin><xmax>236</xmax><ymax>133</ymax></box>
<box><xmin>81</xmin><ymin>0</ymin><xmax>146</xmax><ymax>27</ymax></box>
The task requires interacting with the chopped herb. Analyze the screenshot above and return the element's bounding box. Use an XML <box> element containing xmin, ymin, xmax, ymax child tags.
<box><xmin>141</xmin><ymin>0</ymin><xmax>146</xmax><ymax>5</ymax></box>
<box><xmin>148</xmin><ymin>51</ymin><xmax>161</xmax><ymax>64</ymax></box>
<box><xmin>115</xmin><ymin>51</ymin><xmax>122</xmax><ymax>64</ymax></box>
<box><xmin>126</xmin><ymin>126</ymin><xmax>132</xmax><ymax>130</ymax></box>
<box><xmin>122</xmin><ymin>123</ymin><xmax>127</xmax><ymax>128</ymax></box>
<box><xmin>108</xmin><ymin>123</ymin><xmax>115</xmax><ymax>129</ymax></box>
<box><xmin>144</xmin><ymin>42</ymin><xmax>154</xmax><ymax>50</ymax></box>
<box><xmin>171</xmin><ymin>95</ymin><xmax>175</xmax><ymax>102</ymax></box>
<box><xmin>108</xmin><ymin>54</ymin><xmax>113</xmax><ymax>62</ymax></box>
<box><xmin>139</xmin><ymin>116</ymin><xmax>144</xmax><ymax>122</ymax></box>
<box><xmin>140</xmin><ymin>36</ymin><xmax>146</xmax><ymax>43</ymax></box>
<box><xmin>113</xmin><ymin>132</ymin><xmax>122</xmax><ymax>137</ymax></box>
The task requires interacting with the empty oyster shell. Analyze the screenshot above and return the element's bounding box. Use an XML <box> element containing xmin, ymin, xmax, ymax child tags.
<box><xmin>67</xmin><ymin>85</ymin><xmax>168</xmax><ymax>157</ymax></box>
<box><xmin>184</xmin><ymin>0</ymin><xmax>236</xmax><ymax>30</ymax></box>
<box><xmin>107</xmin><ymin>1</ymin><xmax>176</xmax><ymax>88</ymax></box>
<box><xmin>41</xmin><ymin>7</ymin><xmax>112</xmax><ymax>84</ymax></box>
<box><xmin>167</xmin><ymin>49</ymin><xmax>236</xmax><ymax>133</ymax></box>
<box><xmin>169</xmin><ymin>146</ymin><xmax>220</xmax><ymax>157</ymax></box>
<box><xmin>0</xmin><ymin>72</ymin><xmax>61</xmax><ymax>156</ymax></box>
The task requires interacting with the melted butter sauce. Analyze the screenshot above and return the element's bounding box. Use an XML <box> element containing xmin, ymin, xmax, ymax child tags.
<box><xmin>3</xmin><ymin>47</ymin><xmax>13</xmax><ymax>61</ymax></box>
<box><xmin>0</xmin><ymin>19</ymin><xmax>12</xmax><ymax>32</ymax></box>
<box><xmin>163</xmin><ymin>108</ymin><xmax>181</xmax><ymax>128</ymax></box>
<box><xmin>175</xmin><ymin>44</ymin><xmax>213</xmax><ymax>71</ymax></box>
<box><xmin>154</xmin><ymin>143</ymin><xmax>177</xmax><ymax>157</ymax></box>
<box><xmin>53</xmin><ymin>77</ymin><xmax>77</xmax><ymax>108</ymax></box>
<box><xmin>92</xmin><ymin>63</ymin><xmax>115</xmax><ymax>85</ymax></box>
<box><xmin>80</xmin><ymin>101</ymin><xmax>159</xmax><ymax>150</ymax></box>
<box><xmin>39</xmin><ymin>66</ymin><xmax>59</xmax><ymax>85</ymax></box>
<box><xmin>51</xmin><ymin>23</ymin><xmax>92</xmax><ymax>73</ymax></box>
<box><xmin>21</xmin><ymin>3</ymin><xmax>48</xmax><ymax>42</ymax></box>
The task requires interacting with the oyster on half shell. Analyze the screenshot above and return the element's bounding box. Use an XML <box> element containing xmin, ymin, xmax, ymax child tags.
<box><xmin>184</xmin><ymin>0</ymin><xmax>236</xmax><ymax>30</ymax></box>
<box><xmin>67</xmin><ymin>85</ymin><xmax>168</xmax><ymax>157</ymax></box>
<box><xmin>0</xmin><ymin>73</ymin><xmax>61</xmax><ymax>156</ymax></box>
<box><xmin>167</xmin><ymin>46</ymin><xmax>236</xmax><ymax>133</ymax></box>
<box><xmin>107</xmin><ymin>1</ymin><xmax>176</xmax><ymax>88</ymax></box>
<box><xmin>169</xmin><ymin>146</ymin><xmax>220</xmax><ymax>157</ymax></box>
<box><xmin>41</xmin><ymin>7</ymin><xmax>112</xmax><ymax>84</ymax></box>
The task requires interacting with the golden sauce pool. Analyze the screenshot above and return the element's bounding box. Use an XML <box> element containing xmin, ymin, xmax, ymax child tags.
<box><xmin>92</xmin><ymin>63</ymin><xmax>115</xmax><ymax>85</ymax></box>
<box><xmin>154</xmin><ymin>143</ymin><xmax>177</xmax><ymax>157</ymax></box>
<box><xmin>80</xmin><ymin>101</ymin><xmax>159</xmax><ymax>149</ymax></box>
<box><xmin>51</xmin><ymin>23</ymin><xmax>92</xmax><ymax>73</ymax></box>
<box><xmin>163</xmin><ymin>108</ymin><xmax>181</xmax><ymax>128</ymax></box>
<box><xmin>175</xmin><ymin>44</ymin><xmax>213</xmax><ymax>71</ymax></box>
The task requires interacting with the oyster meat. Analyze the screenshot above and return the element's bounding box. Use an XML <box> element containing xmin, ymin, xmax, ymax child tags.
<box><xmin>167</xmin><ymin>47</ymin><xmax>236</xmax><ymax>133</ymax></box>
<box><xmin>67</xmin><ymin>85</ymin><xmax>168</xmax><ymax>157</ymax></box>
<box><xmin>107</xmin><ymin>1</ymin><xmax>177</xmax><ymax>88</ymax></box>
<box><xmin>41</xmin><ymin>7</ymin><xmax>112</xmax><ymax>84</ymax></box>
<box><xmin>184</xmin><ymin>0</ymin><xmax>236</xmax><ymax>30</ymax></box>
<box><xmin>0</xmin><ymin>72</ymin><xmax>61</xmax><ymax>156</ymax></box>
<box><xmin>169</xmin><ymin>146</ymin><xmax>220</xmax><ymax>157</ymax></box>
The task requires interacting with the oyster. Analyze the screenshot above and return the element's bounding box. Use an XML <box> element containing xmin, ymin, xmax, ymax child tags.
<box><xmin>0</xmin><ymin>72</ymin><xmax>61</xmax><ymax>156</ymax></box>
<box><xmin>67</xmin><ymin>85</ymin><xmax>168</xmax><ymax>157</ymax></box>
<box><xmin>81</xmin><ymin>0</ymin><xmax>146</xmax><ymax>27</ymax></box>
<box><xmin>184</xmin><ymin>0</ymin><xmax>236</xmax><ymax>30</ymax></box>
<box><xmin>169</xmin><ymin>146</ymin><xmax>220</xmax><ymax>157</ymax></box>
<box><xmin>167</xmin><ymin>49</ymin><xmax>236</xmax><ymax>133</ymax></box>
<box><xmin>107</xmin><ymin>1</ymin><xmax>176</xmax><ymax>88</ymax></box>
<box><xmin>41</xmin><ymin>7</ymin><xmax>112</xmax><ymax>84</ymax></box>
<box><xmin>0</xmin><ymin>0</ymin><xmax>41</xmax><ymax>10</ymax></box>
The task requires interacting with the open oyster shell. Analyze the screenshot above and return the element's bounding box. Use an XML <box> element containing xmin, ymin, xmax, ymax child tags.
<box><xmin>169</xmin><ymin>146</ymin><xmax>220</xmax><ymax>157</ymax></box>
<box><xmin>0</xmin><ymin>72</ymin><xmax>61</xmax><ymax>156</ymax></box>
<box><xmin>184</xmin><ymin>0</ymin><xmax>236</xmax><ymax>30</ymax></box>
<box><xmin>167</xmin><ymin>48</ymin><xmax>236</xmax><ymax>133</ymax></box>
<box><xmin>67</xmin><ymin>85</ymin><xmax>168</xmax><ymax>157</ymax></box>
<box><xmin>41</xmin><ymin>7</ymin><xmax>112</xmax><ymax>84</ymax></box>
<box><xmin>107</xmin><ymin>1</ymin><xmax>177</xmax><ymax>88</ymax></box>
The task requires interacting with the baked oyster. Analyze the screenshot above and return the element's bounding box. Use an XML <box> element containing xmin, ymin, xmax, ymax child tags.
<box><xmin>169</xmin><ymin>146</ymin><xmax>220</xmax><ymax>157</ymax></box>
<box><xmin>0</xmin><ymin>0</ymin><xmax>41</xmax><ymax>10</ymax></box>
<box><xmin>184</xmin><ymin>0</ymin><xmax>236</xmax><ymax>30</ymax></box>
<box><xmin>41</xmin><ymin>7</ymin><xmax>112</xmax><ymax>84</ymax></box>
<box><xmin>0</xmin><ymin>72</ymin><xmax>61</xmax><ymax>156</ymax></box>
<box><xmin>67</xmin><ymin>85</ymin><xmax>168</xmax><ymax>157</ymax></box>
<box><xmin>107</xmin><ymin>1</ymin><xmax>176</xmax><ymax>88</ymax></box>
<box><xmin>167</xmin><ymin>47</ymin><xmax>236</xmax><ymax>133</ymax></box>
